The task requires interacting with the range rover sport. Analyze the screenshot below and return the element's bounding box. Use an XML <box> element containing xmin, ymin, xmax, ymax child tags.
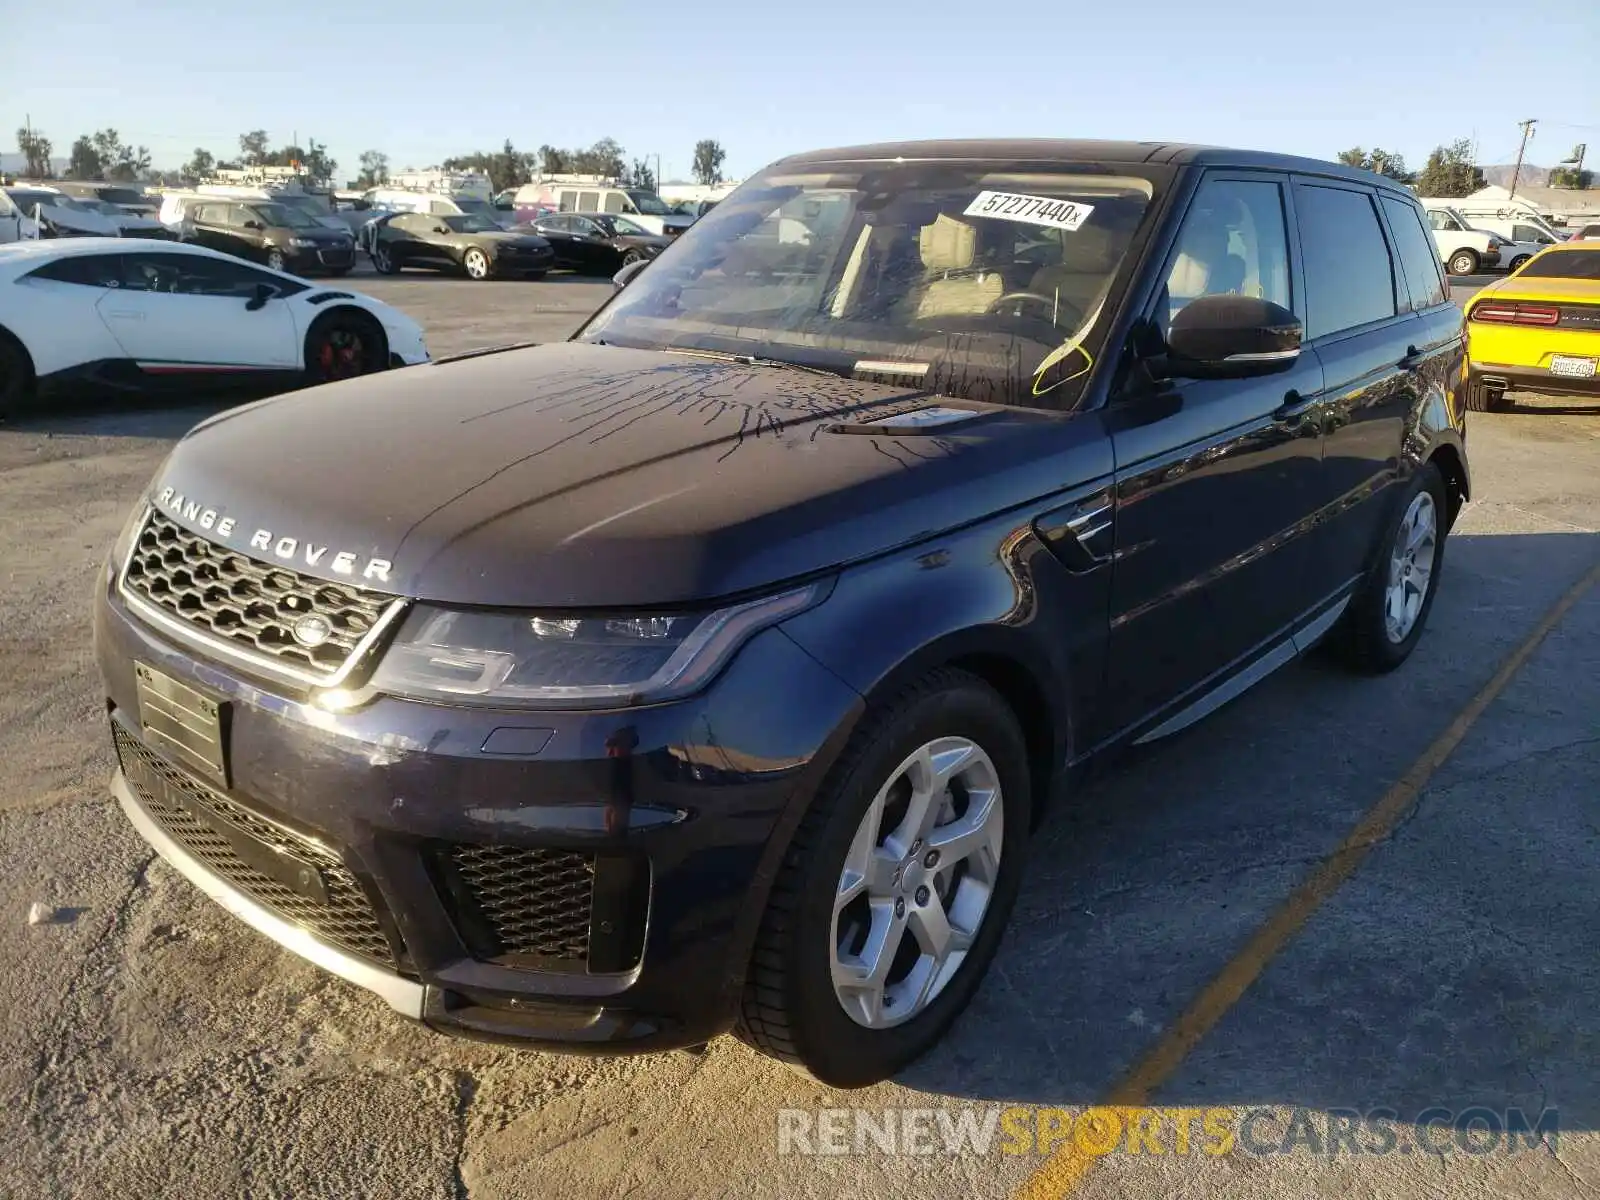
<box><xmin>95</xmin><ymin>140</ymin><xmax>1470</xmax><ymax>1088</ymax></box>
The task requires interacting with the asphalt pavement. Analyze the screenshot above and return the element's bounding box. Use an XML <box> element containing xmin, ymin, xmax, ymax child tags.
<box><xmin>1</xmin><ymin>270</ymin><xmax>1595</xmax><ymax>1200</ymax></box>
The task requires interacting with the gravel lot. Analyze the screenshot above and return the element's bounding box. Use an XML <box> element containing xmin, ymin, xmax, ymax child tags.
<box><xmin>2</xmin><ymin>271</ymin><xmax>1596</xmax><ymax>1200</ymax></box>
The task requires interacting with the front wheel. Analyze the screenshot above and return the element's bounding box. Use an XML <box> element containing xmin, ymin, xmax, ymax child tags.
<box><xmin>1465</xmin><ymin>380</ymin><xmax>1508</xmax><ymax>413</ymax></box>
<box><xmin>621</xmin><ymin>249</ymin><xmax>645</xmax><ymax>267</ymax></box>
<box><xmin>735</xmin><ymin>670</ymin><xmax>1030</xmax><ymax>1088</ymax></box>
<box><xmin>1447</xmin><ymin>249</ymin><xmax>1480</xmax><ymax>277</ymax></box>
<box><xmin>371</xmin><ymin>245</ymin><xmax>400</xmax><ymax>275</ymax></box>
<box><xmin>0</xmin><ymin>333</ymin><xmax>37</xmax><ymax>422</ymax></box>
<box><xmin>1330</xmin><ymin>462</ymin><xmax>1448</xmax><ymax>673</ymax></box>
<box><xmin>303</xmin><ymin>311</ymin><xmax>388</xmax><ymax>385</ymax></box>
<box><xmin>462</xmin><ymin>248</ymin><xmax>491</xmax><ymax>280</ymax></box>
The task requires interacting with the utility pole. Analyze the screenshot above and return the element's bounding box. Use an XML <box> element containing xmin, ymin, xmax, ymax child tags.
<box><xmin>1509</xmin><ymin>118</ymin><xmax>1538</xmax><ymax>199</ymax></box>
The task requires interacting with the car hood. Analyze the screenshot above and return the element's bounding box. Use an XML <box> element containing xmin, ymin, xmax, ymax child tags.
<box><xmin>154</xmin><ymin>342</ymin><xmax>1095</xmax><ymax>607</ymax></box>
<box><xmin>280</xmin><ymin>225</ymin><xmax>351</xmax><ymax>243</ymax></box>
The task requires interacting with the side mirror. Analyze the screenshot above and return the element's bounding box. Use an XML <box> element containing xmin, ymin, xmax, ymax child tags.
<box><xmin>245</xmin><ymin>282</ymin><xmax>275</xmax><ymax>311</ymax></box>
<box><xmin>1163</xmin><ymin>295</ymin><xmax>1302</xmax><ymax>379</ymax></box>
<box><xmin>613</xmin><ymin>259</ymin><xmax>650</xmax><ymax>291</ymax></box>
<box><xmin>434</xmin><ymin>225</ymin><xmax>449</xmax><ymax>234</ymax></box>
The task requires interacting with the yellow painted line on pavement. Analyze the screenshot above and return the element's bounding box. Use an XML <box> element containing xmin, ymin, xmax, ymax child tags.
<box><xmin>1016</xmin><ymin>558</ymin><xmax>1600</xmax><ymax>1200</ymax></box>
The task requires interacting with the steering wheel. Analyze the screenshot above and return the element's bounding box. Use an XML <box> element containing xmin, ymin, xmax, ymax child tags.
<box><xmin>988</xmin><ymin>290</ymin><xmax>1083</xmax><ymax>328</ymax></box>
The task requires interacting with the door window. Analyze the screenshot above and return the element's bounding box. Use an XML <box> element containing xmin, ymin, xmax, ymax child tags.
<box><xmin>542</xmin><ymin>215</ymin><xmax>570</xmax><ymax>232</ymax></box>
<box><xmin>1381</xmin><ymin>196</ymin><xmax>1449</xmax><ymax>310</ymax></box>
<box><xmin>393</xmin><ymin>214</ymin><xmax>430</xmax><ymax>235</ymax></box>
<box><xmin>576</xmin><ymin>191</ymin><xmax>599</xmax><ymax>212</ymax></box>
<box><xmin>1293</xmin><ymin>184</ymin><xmax>1398</xmax><ymax>340</ymax></box>
<box><xmin>1426</xmin><ymin>209</ymin><xmax>1462</xmax><ymax>231</ymax></box>
<box><xmin>120</xmin><ymin>252</ymin><xmax>306</xmax><ymax>297</ymax></box>
<box><xmin>602</xmin><ymin>192</ymin><xmax>626</xmax><ymax>214</ymax></box>
<box><xmin>573</xmin><ymin>217</ymin><xmax>601</xmax><ymax>237</ymax></box>
<box><xmin>192</xmin><ymin>204</ymin><xmax>227</xmax><ymax>225</ymax></box>
<box><xmin>1511</xmin><ymin>224</ymin><xmax>1548</xmax><ymax>244</ymax></box>
<box><xmin>229</xmin><ymin>205</ymin><xmax>259</xmax><ymax>228</ymax></box>
<box><xmin>558</xmin><ymin>190</ymin><xmax>577</xmax><ymax>211</ymax></box>
<box><xmin>1165</xmin><ymin>178</ymin><xmax>1291</xmax><ymax>317</ymax></box>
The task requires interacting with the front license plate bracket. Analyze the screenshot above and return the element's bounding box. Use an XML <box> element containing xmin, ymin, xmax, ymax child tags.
<box><xmin>134</xmin><ymin>662</ymin><xmax>229</xmax><ymax>788</ymax></box>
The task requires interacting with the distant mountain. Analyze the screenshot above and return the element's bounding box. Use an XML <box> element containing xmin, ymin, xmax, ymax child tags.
<box><xmin>0</xmin><ymin>153</ymin><xmax>69</xmax><ymax>177</ymax></box>
<box><xmin>1480</xmin><ymin>163</ymin><xmax>1554</xmax><ymax>188</ymax></box>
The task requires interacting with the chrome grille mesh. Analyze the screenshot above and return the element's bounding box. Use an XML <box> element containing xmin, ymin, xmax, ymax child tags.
<box><xmin>121</xmin><ymin>511</ymin><xmax>395</xmax><ymax>677</ymax></box>
<box><xmin>446</xmin><ymin>845</ymin><xmax>597</xmax><ymax>963</ymax></box>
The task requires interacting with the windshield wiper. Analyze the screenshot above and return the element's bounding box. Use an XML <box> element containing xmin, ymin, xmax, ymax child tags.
<box><xmin>664</xmin><ymin>347</ymin><xmax>843</xmax><ymax>379</ymax></box>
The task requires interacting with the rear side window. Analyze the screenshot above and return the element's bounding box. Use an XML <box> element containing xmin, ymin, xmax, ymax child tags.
<box><xmin>576</xmin><ymin>191</ymin><xmax>599</xmax><ymax>213</ymax></box>
<box><xmin>26</xmin><ymin>254</ymin><xmax>123</xmax><ymax>287</ymax></box>
<box><xmin>603</xmin><ymin>192</ymin><xmax>626</xmax><ymax>214</ymax></box>
<box><xmin>1381</xmin><ymin>197</ymin><xmax>1448</xmax><ymax>310</ymax></box>
<box><xmin>1294</xmin><ymin>184</ymin><xmax>1397</xmax><ymax>340</ymax></box>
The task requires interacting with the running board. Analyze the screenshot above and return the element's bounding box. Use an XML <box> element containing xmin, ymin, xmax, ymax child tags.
<box><xmin>1132</xmin><ymin>597</ymin><xmax>1351</xmax><ymax>746</ymax></box>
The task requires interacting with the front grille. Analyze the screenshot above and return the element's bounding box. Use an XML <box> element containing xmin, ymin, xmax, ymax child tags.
<box><xmin>443</xmin><ymin>845</ymin><xmax>597</xmax><ymax>963</ymax></box>
<box><xmin>121</xmin><ymin>510</ymin><xmax>396</xmax><ymax>679</ymax></box>
<box><xmin>114</xmin><ymin>724</ymin><xmax>396</xmax><ymax>966</ymax></box>
<box><xmin>317</xmin><ymin>248</ymin><xmax>354</xmax><ymax>265</ymax></box>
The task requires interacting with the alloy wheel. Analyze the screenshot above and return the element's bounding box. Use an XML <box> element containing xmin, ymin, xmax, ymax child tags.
<box><xmin>464</xmin><ymin>249</ymin><xmax>489</xmax><ymax>279</ymax></box>
<box><xmin>316</xmin><ymin>328</ymin><xmax>367</xmax><ymax>381</ymax></box>
<box><xmin>831</xmin><ymin>736</ymin><xmax>1004</xmax><ymax>1029</ymax></box>
<box><xmin>1384</xmin><ymin>491</ymin><xmax>1437</xmax><ymax>644</ymax></box>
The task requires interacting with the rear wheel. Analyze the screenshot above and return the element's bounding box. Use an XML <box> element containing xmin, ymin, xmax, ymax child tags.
<box><xmin>1447</xmin><ymin>249</ymin><xmax>1480</xmax><ymax>277</ymax></box>
<box><xmin>303</xmin><ymin>310</ymin><xmax>388</xmax><ymax>385</ymax></box>
<box><xmin>621</xmin><ymin>249</ymin><xmax>645</xmax><ymax>267</ymax></box>
<box><xmin>1508</xmin><ymin>254</ymin><xmax>1531</xmax><ymax>270</ymax></box>
<box><xmin>0</xmin><ymin>332</ymin><xmax>36</xmax><ymax>422</ymax></box>
<box><xmin>1331</xmin><ymin>462</ymin><xmax>1448</xmax><ymax>673</ymax></box>
<box><xmin>1465</xmin><ymin>380</ymin><xmax>1508</xmax><ymax>412</ymax></box>
<box><xmin>462</xmin><ymin>248</ymin><xmax>491</xmax><ymax>280</ymax></box>
<box><xmin>735</xmin><ymin>669</ymin><xmax>1030</xmax><ymax>1088</ymax></box>
<box><xmin>371</xmin><ymin>245</ymin><xmax>400</xmax><ymax>275</ymax></box>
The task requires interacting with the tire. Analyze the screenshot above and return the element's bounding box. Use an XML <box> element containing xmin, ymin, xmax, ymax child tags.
<box><xmin>371</xmin><ymin>246</ymin><xmax>400</xmax><ymax>275</ymax></box>
<box><xmin>1508</xmin><ymin>255</ymin><xmax>1531</xmax><ymax>270</ymax></box>
<box><xmin>0</xmin><ymin>331</ymin><xmax>37</xmax><ymax>422</ymax></box>
<box><xmin>1330</xmin><ymin>462</ymin><xmax>1448</xmax><ymax>674</ymax></box>
<box><xmin>1465</xmin><ymin>379</ymin><xmax>1508</xmax><ymax>413</ymax></box>
<box><xmin>734</xmin><ymin>669</ymin><xmax>1031</xmax><ymax>1088</ymax></box>
<box><xmin>462</xmin><ymin>248</ymin><xmax>491</xmax><ymax>281</ymax></box>
<box><xmin>1447</xmin><ymin>249</ymin><xmax>1480</xmax><ymax>277</ymax></box>
<box><xmin>265</xmin><ymin>248</ymin><xmax>287</xmax><ymax>273</ymax></box>
<box><xmin>303</xmin><ymin>310</ymin><xmax>388</xmax><ymax>385</ymax></box>
<box><xmin>621</xmin><ymin>249</ymin><xmax>645</xmax><ymax>267</ymax></box>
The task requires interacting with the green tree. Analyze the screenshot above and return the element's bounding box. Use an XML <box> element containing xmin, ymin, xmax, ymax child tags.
<box><xmin>66</xmin><ymin>136</ymin><xmax>104</xmax><ymax>180</ymax></box>
<box><xmin>1549</xmin><ymin>166</ymin><xmax>1593</xmax><ymax>189</ymax></box>
<box><xmin>238</xmin><ymin>129</ymin><xmax>271</xmax><ymax>166</ymax></box>
<box><xmin>1414</xmin><ymin>139</ymin><xmax>1485</xmax><ymax>198</ymax></box>
<box><xmin>16</xmin><ymin>126</ymin><xmax>52</xmax><ymax>177</ymax></box>
<box><xmin>1335</xmin><ymin>146</ymin><xmax>1410</xmax><ymax>182</ymax></box>
<box><xmin>183</xmin><ymin>148</ymin><xmax>215</xmax><ymax>182</ymax></box>
<box><xmin>692</xmin><ymin>138</ymin><xmax>726</xmax><ymax>186</ymax></box>
<box><xmin>356</xmin><ymin>149</ymin><xmax>389</xmax><ymax>188</ymax></box>
<box><xmin>539</xmin><ymin>144</ymin><xmax>567</xmax><ymax>174</ymax></box>
<box><xmin>629</xmin><ymin>157</ymin><xmax>656</xmax><ymax>192</ymax></box>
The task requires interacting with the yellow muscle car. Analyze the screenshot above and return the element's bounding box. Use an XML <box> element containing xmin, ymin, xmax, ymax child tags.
<box><xmin>1465</xmin><ymin>242</ymin><xmax>1600</xmax><ymax>411</ymax></box>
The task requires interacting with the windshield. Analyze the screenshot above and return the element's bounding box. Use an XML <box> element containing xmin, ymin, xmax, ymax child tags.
<box><xmin>443</xmin><ymin>214</ymin><xmax>500</xmax><ymax>233</ymax></box>
<box><xmin>603</xmin><ymin>215</ymin><xmax>651</xmax><ymax>237</ymax></box>
<box><xmin>580</xmin><ymin>164</ymin><xmax>1159</xmax><ymax>411</ymax></box>
<box><xmin>98</xmin><ymin>188</ymin><xmax>145</xmax><ymax>206</ymax></box>
<box><xmin>1516</xmin><ymin>248</ymin><xmax>1600</xmax><ymax>280</ymax></box>
<box><xmin>272</xmin><ymin>194</ymin><xmax>332</xmax><ymax>220</ymax></box>
<box><xmin>626</xmin><ymin>190</ymin><xmax>673</xmax><ymax>216</ymax></box>
<box><xmin>453</xmin><ymin>198</ymin><xmax>496</xmax><ymax>219</ymax></box>
<box><xmin>87</xmin><ymin>200</ymin><xmax>129</xmax><ymax>217</ymax></box>
<box><xmin>255</xmin><ymin>202</ymin><xmax>321</xmax><ymax>229</ymax></box>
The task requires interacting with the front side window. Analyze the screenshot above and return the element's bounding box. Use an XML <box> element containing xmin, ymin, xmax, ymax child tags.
<box><xmin>442</xmin><ymin>214</ymin><xmax>498</xmax><ymax>233</ymax></box>
<box><xmin>602</xmin><ymin>192</ymin><xmax>626</xmax><ymax>214</ymax></box>
<box><xmin>576</xmin><ymin>191</ymin><xmax>599</xmax><ymax>213</ymax></box>
<box><xmin>606</xmin><ymin>215</ymin><xmax>651</xmax><ymax>237</ymax></box>
<box><xmin>1381</xmin><ymin>196</ymin><xmax>1449</xmax><ymax>310</ymax></box>
<box><xmin>580</xmin><ymin>162</ymin><xmax>1162</xmax><ymax>411</ymax></box>
<box><xmin>1294</xmin><ymin>184</ymin><xmax>1397</xmax><ymax>340</ymax></box>
<box><xmin>253</xmin><ymin>202</ymin><xmax>319</xmax><ymax>229</ymax></box>
<box><xmin>25</xmin><ymin>254</ymin><xmax>123</xmax><ymax>287</ymax></box>
<box><xmin>392</xmin><ymin>214</ymin><xmax>431</xmax><ymax>235</ymax></box>
<box><xmin>1427</xmin><ymin>209</ymin><xmax>1462</xmax><ymax>232</ymax></box>
<box><xmin>1511</xmin><ymin>224</ymin><xmax>1550</xmax><ymax>244</ymax></box>
<box><xmin>1165</xmin><ymin>178</ymin><xmax>1291</xmax><ymax>319</ymax></box>
<box><xmin>626</xmin><ymin>191</ymin><xmax>671</xmax><ymax>215</ymax></box>
<box><xmin>121</xmin><ymin>252</ymin><xmax>305</xmax><ymax>297</ymax></box>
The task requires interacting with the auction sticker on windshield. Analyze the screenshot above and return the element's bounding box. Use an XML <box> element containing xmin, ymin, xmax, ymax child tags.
<box><xmin>964</xmin><ymin>191</ymin><xmax>1095</xmax><ymax>232</ymax></box>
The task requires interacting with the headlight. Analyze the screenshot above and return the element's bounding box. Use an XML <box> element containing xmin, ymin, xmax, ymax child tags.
<box><xmin>290</xmin><ymin>237</ymin><xmax>318</xmax><ymax>248</ymax></box>
<box><xmin>368</xmin><ymin>581</ymin><xmax>831</xmax><ymax>709</ymax></box>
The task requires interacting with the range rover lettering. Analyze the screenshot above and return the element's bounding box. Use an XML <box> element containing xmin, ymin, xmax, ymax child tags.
<box><xmin>96</xmin><ymin>140</ymin><xmax>1470</xmax><ymax>1088</ymax></box>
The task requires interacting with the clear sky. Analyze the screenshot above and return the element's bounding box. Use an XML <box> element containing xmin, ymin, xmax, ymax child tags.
<box><xmin>3</xmin><ymin>0</ymin><xmax>1596</xmax><ymax>184</ymax></box>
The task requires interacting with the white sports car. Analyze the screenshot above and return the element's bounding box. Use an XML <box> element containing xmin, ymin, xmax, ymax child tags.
<box><xmin>0</xmin><ymin>238</ymin><xmax>429</xmax><ymax>418</ymax></box>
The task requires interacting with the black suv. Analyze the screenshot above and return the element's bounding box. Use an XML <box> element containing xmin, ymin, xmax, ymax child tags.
<box><xmin>187</xmin><ymin>199</ymin><xmax>356</xmax><ymax>275</ymax></box>
<box><xmin>95</xmin><ymin>140</ymin><xmax>1469</xmax><ymax>1088</ymax></box>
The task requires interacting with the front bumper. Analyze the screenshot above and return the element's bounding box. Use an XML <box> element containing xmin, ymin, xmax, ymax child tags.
<box><xmin>96</xmin><ymin>578</ymin><xmax>862</xmax><ymax>1051</ymax></box>
<box><xmin>493</xmin><ymin>247</ymin><xmax>557</xmax><ymax>274</ymax></box>
<box><xmin>288</xmin><ymin>245</ymin><xmax>356</xmax><ymax>271</ymax></box>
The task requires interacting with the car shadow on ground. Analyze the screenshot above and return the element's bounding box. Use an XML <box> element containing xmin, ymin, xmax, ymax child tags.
<box><xmin>898</xmin><ymin>528</ymin><xmax>1598</xmax><ymax>1135</ymax></box>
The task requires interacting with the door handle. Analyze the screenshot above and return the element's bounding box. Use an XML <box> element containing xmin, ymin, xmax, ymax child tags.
<box><xmin>1273</xmin><ymin>389</ymin><xmax>1318</xmax><ymax>421</ymax></box>
<box><xmin>1398</xmin><ymin>344</ymin><xmax>1426</xmax><ymax>370</ymax></box>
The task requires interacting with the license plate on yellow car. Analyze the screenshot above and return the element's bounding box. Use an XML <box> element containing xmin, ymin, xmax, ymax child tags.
<box><xmin>1550</xmin><ymin>355</ymin><xmax>1598</xmax><ymax>379</ymax></box>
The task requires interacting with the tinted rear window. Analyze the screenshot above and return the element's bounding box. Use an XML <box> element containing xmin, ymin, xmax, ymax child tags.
<box><xmin>1295</xmin><ymin>184</ymin><xmax>1397</xmax><ymax>339</ymax></box>
<box><xmin>1381</xmin><ymin>196</ymin><xmax>1448</xmax><ymax>310</ymax></box>
<box><xmin>1516</xmin><ymin>249</ymin><xmax>1600</xmax><ymax>280</ymax></box>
